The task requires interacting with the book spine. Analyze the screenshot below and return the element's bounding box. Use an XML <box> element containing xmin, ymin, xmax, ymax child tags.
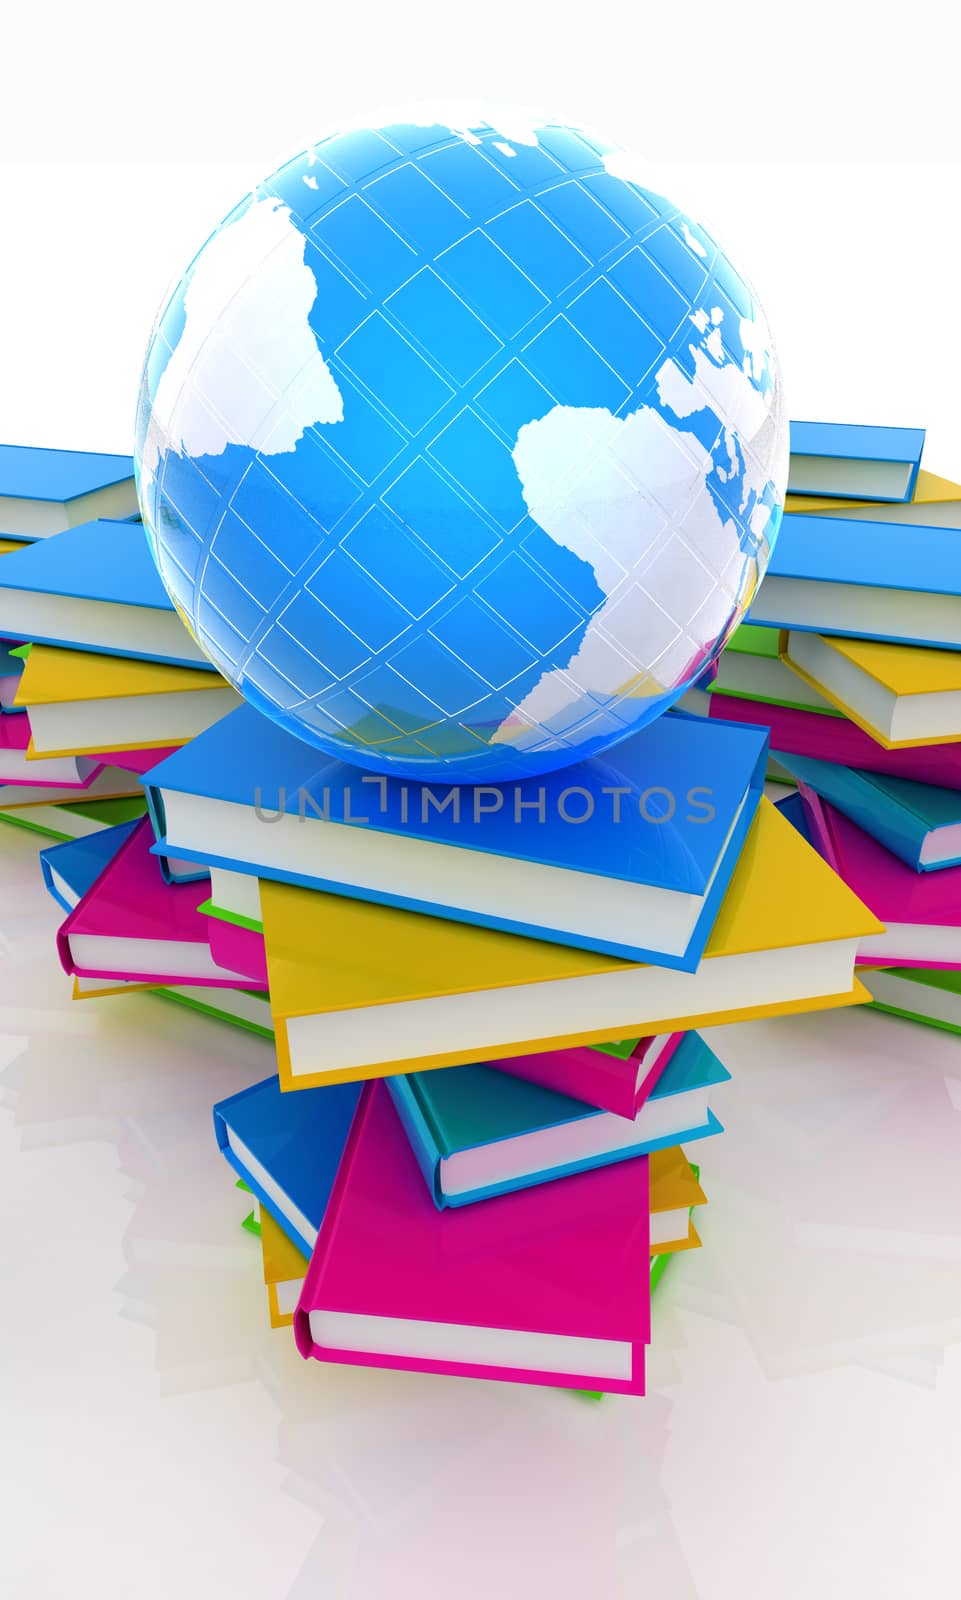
<box><xmin>294</xmin><ymin>1082</ymin><xmax>374</xmax><ymax>1359</ymax></box>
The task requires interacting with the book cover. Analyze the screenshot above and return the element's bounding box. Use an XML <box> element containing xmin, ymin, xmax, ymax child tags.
<box><xmin>0</xmin><ymin>520</ymin><xmax>212</xmax><ymax>667</ymax></box>
<box><xmin>263</xmin><ymin>798</ymin><xmax>879</xmax><ymax>1089</ymax></box>
<box><xmin>56</xmin><ymin>816</ymin><xmax>253</xmax><ymax>986</ymax></box>
<box><xmin>775</xmin><ymin>753</ymin><xmax>961</xmax><ymax>872</ymax></box>
<box><xmin>206</xmin><ymin>913</ymin><xmax>268</xmax><ymax>987</ymax></box>
<box><xmin>703</xmin><ymin>693</ymin><xmax>961</xmax><ymax>790</ymax></box>
<box><xmin>781</xmin><ymin>630</ymin><xmax>961</xmax><ymax>748</ymax></box>
<box><xmin>39</xmin><ymin>819</ymin><xmax>141</xmax><ymax>912</ymax></box>
<box><xmin>385</xmin><ymin>1028</ymin><xmax>727</xmax><ymax>1207</ymax></box>
<box><xmin>797</xmin><ymin>789</ymin><xmax>961</xmax><ymax>968</ymax></box>
<box><xmin>142</xmin><ymin>701</ymin><xmax>767</xmax><ymax>971</ymax></box>
<box><xmin>214</xmin><ymin>1074</ymin><xmax>362</xmax><ymax>1259</ymax></box>
<box><xmin>0</xmin><ymin>442</ymin><xmax>138</xmax><ymax>539</ymax></box>
<box><xmin>787</xmin><ymin>422</ymin><xmax>924</xmax><ymax>502</ymax></box>
<box><xmin>293</xmin><ymin>1080</ymin><xmax>652</xmax><ymax>1395</ymax></box>
<box><xmin>0</xmin><ymin>708</ymin><xmax>101</xmax><ymax>788</ymax></box>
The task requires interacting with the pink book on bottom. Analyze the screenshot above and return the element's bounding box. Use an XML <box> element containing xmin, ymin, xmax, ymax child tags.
<box><xmin>57</xmin><ymin>817</ymin><xmax>253</xmax><ymax>987</ymax></box>
<box><xmin>797</xmin><ymin>787</ymin><xmax>961</xmax><ymax>970</ymax></box>
<box><xmin>207</xmin><ymin>913</ymin><xmax>268</xmax><ymax>987</ymax></box>
<box><xmin>708</xmin><ymin>694</ymin><xmax>961</xmax><ymax>790</ymax></box>
<box><xmin>490</xmin><ymin>1031</ymin><xmax>684</xmax><ymax>1120</ymax></box>
<box><xmin>0</xmin><ymin>712</ymin><xmax>102</xmax><ymax>788</ymax></box>
<box><xmin>294</xmin><ymin>1079</ymin><xmax>651</xmax><ymax>1395</ymax></box>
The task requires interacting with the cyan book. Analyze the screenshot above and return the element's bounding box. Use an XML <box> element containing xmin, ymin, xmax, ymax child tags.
<box><xmin>144</xmin><ymin>701</ymin><xmax>768</xmax><ymax>970</ymax></box>
<box><xmin>386</xmin><ymin>1029</ymin><xmax>728</xmax><ymax>1208</ymax></box>
<box><xmin>787</xmin><ymin>422</ymin><xmax>925</xmax><ymax>503</ymax></box>
<box><xmin>0</xmin><ymin>442</ymin><xmax>139</xmax><ymax>540</ymax></box>
<box><xmin>0</xmin><ymin>520</ymin><xmax>213</xmax><ymax>667</ymax></box>
<box><xmin>773</xmin><ymin>753</ymin><xmax>961</xmax><ymax>872</ymax></box>
<box><xmin>748</xmin><ymin>511</ymin><xmax>961</xmax><ymax>649</ymax></box>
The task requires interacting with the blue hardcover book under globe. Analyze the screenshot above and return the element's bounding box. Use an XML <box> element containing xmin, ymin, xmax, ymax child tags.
<box><xmin>0</xmin><ymin>442</ymin><xmax>139</xmax><ymax>542</ymax></box>
<box><xmin>387</xmin><ymin>1030</ymin><xmax>728</xmax><ymax>1209</ymax></box>
<box><xmin>787</xmin><ymin>422</ymin><xmax>925</xmax><ymax>503</ymax></box>
<box><xmin>748</xmin><ymin>511</ymin><xmax>961</xmax><ymax>648</ymax></box>
<box><xmin>213</xmin><ymin>1076</ymin><xmax>363</xmax><ymax>1258</ymax></box>
<box><xmin>0</xmin><ymin>520</ymin><xmax>213</xmax><ymax>667</ymax></box>
<box><xmin>39</xmin><ymin>819</ymin><xmax>141</xmax><ymax>912</ymax></box>
<box><xmin>773</xmin><ymin>752</ymin><xmax>961</xmax><ymax>872</ymax></box>
<box><xmin>144</xmin><ymin>701</ymin><xmax>768</xmax><ymax>970</ymax></box>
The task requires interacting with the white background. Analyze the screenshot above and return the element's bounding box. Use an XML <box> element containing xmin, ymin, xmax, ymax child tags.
<box><xmin>2</xmin><ymin>5</ymin><xmax>961</xmax><ymax>1597</ymax></box>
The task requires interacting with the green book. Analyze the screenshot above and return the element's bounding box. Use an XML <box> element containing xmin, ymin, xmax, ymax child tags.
<box><xmin>710</xmin><ymin>623</ymin><xmax>842</xmax><ymax>716</ymax></box>
<box><xmin>868</xmin><ymin>966</ymin><xmax>961</xmax><ymax>1036</ymax></box>
<box><xmin>0</xmin><ymin>793</ymin><xmax>147</xmax><ymax>841</ymax></box>
<box><xmin>152</xmin><ymin>985</ymin><xmax>273</xmax><ymax>1040</ymax></box>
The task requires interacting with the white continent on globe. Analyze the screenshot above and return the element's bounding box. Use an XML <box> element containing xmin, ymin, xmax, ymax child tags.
<box><xmin>139</xmin><ymin>195</ymin><xmax>343</xmax><ymax>492</ymax></box>
<box><xmin>493</xmin><ymin>304</ymin><xmax>783</xmax><ymax>749</ymax></box>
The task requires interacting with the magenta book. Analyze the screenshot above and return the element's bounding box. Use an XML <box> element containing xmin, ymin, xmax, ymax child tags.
<box><xmin>294</xmin><ymin>1079</ymin><xmax>651</xmax><ymax>1395</ymax></box>
<box><xmin>490</xmin><ymin>1032</ymin><xmax>683</xmax><ymax>1119</ymax></box>
<box><xmin>708</xmin><ymin>693</ymin><xmax>961</xmax><ymax>789</ymax></box>
<box><xmin>57</xmin><ymin>817</ymin><xmax>253</xmax><ymax>987</ymax></box>
<box><xmin>798</xmin><ymin>788</ymin><xmax>961</xmax><ymax>969</ymax></box>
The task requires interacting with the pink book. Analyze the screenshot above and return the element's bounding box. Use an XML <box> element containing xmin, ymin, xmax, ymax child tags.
<box><xmin>0</xmin><ymin>711</ymin><xmax>102</xmax><ymax>788</ymax></box>
<box><xmin>57</xmin><ymin>817</ymin><xmax>253</xmax><ymax>987</ymax></box>
<box><xmin>490</xmin><ymin>1031</ymin><xmax>684</xmax><ymax>1120</ymax></box>
<box><xmin>207</xmin><ymin>913</ymin><xmax>268</xmax><ymax>987</ymax></box>
<box><xmin>294</xmin><ymin>1079</ymin><xmax>651</xmax><ymax>1395</ymax></box>
<box><xmin>708</xmin><ymin>693</ymin><xmax>961</xmax><ymax>790</ymax></box>
<box><xmin>100</xmin><ymin>745</ymin><xmax>180</xmax><ymax>775</ymax></box>
<box><xmin>797</xmin><ymin>788</ymin><xmax>961</xmax><ymax>969</ymax></box>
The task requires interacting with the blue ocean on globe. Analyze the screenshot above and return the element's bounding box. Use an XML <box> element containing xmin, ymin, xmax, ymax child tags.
<box><xmin>135</xmin><ymin>113</ymin><xmax>788</xmax><ymax>781</ymax></box>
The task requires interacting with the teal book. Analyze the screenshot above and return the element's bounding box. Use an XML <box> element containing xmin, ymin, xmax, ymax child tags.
<box><xmin>0</xmin><ymin>519</ymin><xmax>212</xmax><ymax>667</ymax></box>
<box><xmin>773</xmin><ymin>753</ymin><xmax>961</xmax><ymax>872</ymax></box>
<box><xmin>386</xmin><ymin>1031</ymin><xmax>727</xmax><ymax>1208</ymax></box>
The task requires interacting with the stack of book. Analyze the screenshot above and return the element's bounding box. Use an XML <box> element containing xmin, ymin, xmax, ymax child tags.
<box><xmin>691</xmin><ymin>421</ymin><xmax>961</xmax><ymax>1039</ymax></box>
<box><xmin>0</xmin><ymin>437</ymin><xmax>882</xmax><ymax>1397</ymax></box>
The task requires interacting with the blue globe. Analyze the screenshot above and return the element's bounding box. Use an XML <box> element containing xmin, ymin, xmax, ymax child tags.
<box><xmin>135</xmin><ymin>112</ymin><xmax>787</xmax><ymax>781</ymax></box>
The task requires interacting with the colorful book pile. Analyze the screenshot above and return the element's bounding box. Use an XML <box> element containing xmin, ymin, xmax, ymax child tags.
<box><xmin>690</xmin><ymin>420</ymin><xmax>961</xmax><ymax>1038</ymax></box>
<box><xmin>0</xmin><ymin>438</ymin><xmax>883</xmax><ymax>1397</ymax></box>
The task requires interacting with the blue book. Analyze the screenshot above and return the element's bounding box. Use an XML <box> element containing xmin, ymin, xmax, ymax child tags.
<box><xmin>788</xmin><ymin>421</ymin><xmax>925</xmax><ymax>502</ymax></box>
<box><xmin>748</xmin><ymin>511</ymin><xmax>961</xmax><ymax>649</ymax></box>
<box><xmin>144</xmin><ymin>702</ymin><xmax>768</xmax><ymax>971</ymax></box>
<box><xmin>39</xmin><ymin>820</ymin><xmax>142</xmax><ymax>911</ymax></box>
<box><xmin>213</xmin><ymin>1076</ymin><xmax>362</xmax><ymax>1258</ymax></box>
<box><xmin>387</xmin><ymin>1031</ymin><xmax>727</xmax><ymax>1209</ymax></box>
<box><xmin>0</xmin><ymin>443</ymin><xmax>139</xmax><ymax>541</ymax></box>
<box><xmin>773</xmin><ymin>790</ymin><xmax>813</xmax><ymax>847</ymax></box>
<box><xmin>772</xmin><ymin>752</ymin><xmax>961</xmax><ymax>872</ymax></box>
<box><xmin>0</xmin><ymin>640</ymin><xmax>25</xmax><ymax>714</ymax></box>
<box><xmin>0</xmin><ymin>520</ymin><xmax>213</xmax><ymax>668</ymax></box>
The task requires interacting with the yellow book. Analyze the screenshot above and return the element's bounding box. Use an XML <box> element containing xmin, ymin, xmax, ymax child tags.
<box><xmin>0</xmin><ymin>539</ymin><xmax>23</xmax><ymax>557</ymax></box>
<box><xmin>260</xmin><ymin>1211</ymin><xmax>309</xmax><ymax>1329</ymax></box>
<box><xmin>780</xmin><ymin>630</ymin><xmax>961</xmax><ymax>748</ymax></box>
<box><xmin>17</xmin><ymin>643</ymin><xmax>240</xmax><ymax>757</ymax></box>
<box><xmin>783</xmin><ymin>469</ymin><xmax>961</xmax><ymax>523</ymax></box>
<box><xmin>264</xmin><ymin>798</ymin><xmax>881</xmax><ymax>1089</ymax></box>
<box><xmin>649</xmin><ymin>1146</ymin><xmax>706</xmax><ymax>1255</ymax></box>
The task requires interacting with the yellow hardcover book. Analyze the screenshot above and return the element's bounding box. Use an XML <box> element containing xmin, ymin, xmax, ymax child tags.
<box><xmin>779</xmin><ymin>630</ymin><xmax>961</xmax><ymax>748</ymax></box>
<box><xmin>783</xmin><ymin>468</ymin><xmax>961</xmax><ymax>518</ymax></box>
<box><xmin>260</xmin><ymin>1211</ymin><xmax>309</xmax><ymax>1329</ymax></box>
<box><xmin>264</xmin><ymin>798</ymin><xmax>882</xmax><ymax>1090</ymax></box>
<box><xmin>16</xmin><ymin>643</ymin><xmax>240</xmax><ymax>757</ymax></box>
<box><xmin>649</xmin><ymin>1146</ymin><xmax>706</xmax><ymax>1255</ymax></box>
<box><xmin>0</xmin><ymin>539</ymin><xmax>23</xmax><ymax>557</ymax></box>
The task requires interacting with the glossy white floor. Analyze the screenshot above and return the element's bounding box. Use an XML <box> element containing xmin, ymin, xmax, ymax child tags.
<box><xmin>2</xmin><ymin>815</ymin><xmax>960</xmax><ymax>1600</ymax></box>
